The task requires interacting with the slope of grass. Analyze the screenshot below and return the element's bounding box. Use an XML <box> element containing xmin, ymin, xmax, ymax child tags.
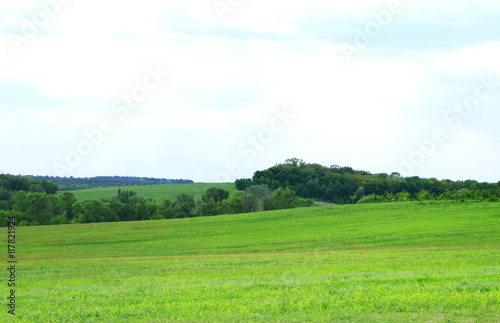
<box><xmin>4</xmin><ymin>201</ymin><xmax>500</xmax><ymax>322</ymax></box>
<box><xmin>57</xmin><ymin>182</ymin><xmax>236</xmax><ymax>202</ymax></box>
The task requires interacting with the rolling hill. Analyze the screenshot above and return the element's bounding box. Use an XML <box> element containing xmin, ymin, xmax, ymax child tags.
<box><xmin>10</xmin><ymin>201</ymin><xmax>500</xmax><ymax>322</ymax></box>
<box><xmin>57</xmin><ymin>182</ymin><xmax>236</xmax><ymax>202</ymax></box>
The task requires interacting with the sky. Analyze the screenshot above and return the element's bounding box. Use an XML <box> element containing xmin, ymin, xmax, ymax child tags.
<box><xmin>1</xmin><ymin>0</ymin><xmax>500</xmax><ymax>183</ymax></box>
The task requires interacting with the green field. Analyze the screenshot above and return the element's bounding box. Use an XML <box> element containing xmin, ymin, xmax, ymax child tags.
<box><xmin>57</xmin><ymin>183</ymin><xmax>236</xmax><ymax>202</ymax></box>
<box><xmin>4</xmin><ymin>202</ymin><xmax>500</xmax><ymax>321</ymax></box>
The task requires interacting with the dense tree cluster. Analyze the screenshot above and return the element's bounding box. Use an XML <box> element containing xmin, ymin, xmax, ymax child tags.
<box><xmin>3</xmin><ymin>159</ymin><xmax>499</xmax><ymax>227</ymax></box>
<box><xmin>0</xmin><ymin>177</ymin><xmax>312</xmax><ymax>226</ymax></box>
<box><xmin>357</xmin><ymin>188</ymin><xmax>500</xmax><ymax>204</ymax></box>
<box><xmin>237</xmin><ymin>158</ymin><xmax>500</xmax><ymax>204</ymax></box>
<box><xmin>0</xmin><ymin>174</ymin><xmax>58</xmax><ymax>197</ymax></box>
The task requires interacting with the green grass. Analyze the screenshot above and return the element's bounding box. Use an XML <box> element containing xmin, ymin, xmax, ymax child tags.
<box><xmin>57</xmin><ymin>183</ymin><xmax>236</xmax><ymax>202</ymax></box>
<box><xmin>4</xmin><ymin>201</ymin><xmax>500</xmax><ymax>321</ymax></box>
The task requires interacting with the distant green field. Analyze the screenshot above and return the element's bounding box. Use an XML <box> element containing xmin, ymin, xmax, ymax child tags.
<box><xmin>57</xmin><ymin>183</ymin><xmax>236</xmax><ymax>202</ymax></box>
<box><xmin>4</xmin><ymin>202</ymin><xmax>500</xmax><ymax>322</ymax></box>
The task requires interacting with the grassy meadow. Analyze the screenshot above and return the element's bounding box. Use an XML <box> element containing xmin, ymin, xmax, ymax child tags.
<box><xmin>57</xmin><ymin>183</ymin><xmax>236</xmax><ymax>202</ymax></box>
<box><xmin>3</xmin><ymin>201</ymin><xmax>500</xmax><ymax>321</ymax></box>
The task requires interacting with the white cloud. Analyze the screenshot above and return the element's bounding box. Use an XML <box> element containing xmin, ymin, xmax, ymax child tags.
<box><xmin>0</xmin><ymin>0</ymin><xmax>499</xmax><ymax>182</ymax></box>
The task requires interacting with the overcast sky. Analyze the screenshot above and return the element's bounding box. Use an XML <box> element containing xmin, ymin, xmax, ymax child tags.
<box><xmin>1</xmin><ymin>0</ymin><xmax>500</xmax><ymax>183</ymax></box>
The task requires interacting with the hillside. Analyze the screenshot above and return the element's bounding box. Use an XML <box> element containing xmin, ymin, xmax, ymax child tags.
<box><xmin>12</xmin><ymin>202</ymin><xmax>500</xmax><ymax>321</ymax></box>
<box><xmin>56</xmin><ymin>182</ymin><xmax>236</xmax><ymax>202</ymax></box>
<box><xmin>32</xmin><ymin>175</ymin><xmax>193</xmax><ymax>191</ymax></box>
<box><xmin>21</xmin><ymin>202</ymin><xmax>500</xmax><ymax>258</ymax></box>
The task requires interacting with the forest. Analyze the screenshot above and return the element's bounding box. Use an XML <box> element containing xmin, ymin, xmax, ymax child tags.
<box><xmin>237</xmin><ymin>158</ymin><xmax>500</xmax><ymax>204</ymax></box>
<box><xmin>0</xmin><ymin>173</ymin><xmax>312</xmax><ymax>226</ymax></box>
<box><xmin>1</xmin><ymin>158</ymin><xmax>499</xmax><ymax>226</ymax></box>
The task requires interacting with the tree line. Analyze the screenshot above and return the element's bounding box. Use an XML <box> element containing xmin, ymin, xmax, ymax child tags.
<box><xmin>0</xmin><ymin>174</ymin><xmax>58</xmax><ymax>196</ymax></box>
<box><xmin>236</xmin><ymin>158</ymin><xmax>500</xmax><ymax>204</ymax></box>
<box><xmin>0</xmin><ymin>175</ymin><xmax>313</xmax><ymax>226</ymax></box>
<box><xmin>2</xmin><ymin>158</ymin><xmax>499</xmax><ymax>227</ymax></box>
<box><xmin>30</xmin><ymin>175</ymin><xmax>193</xmax><ymax>191</ymax></box>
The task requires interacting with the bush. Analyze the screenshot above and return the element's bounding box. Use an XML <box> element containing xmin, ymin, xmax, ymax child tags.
<box><xmin>18</xmin><ymin>220</ymin><xmax>30</xmax><ymax>227</ymax></box>
<box><xmin>299</xmin><ymin>198</ymin><xmax>315</xmax><ymax>207</ymax></box>
<box><xmin>267</xmin><ymin>187</ymin><xmax>299</xmax><ymax>210</ymax></box>
<box><xmin>357</xmin><ymin>194</ymin><xmax>380</xmax><ymax>204</ymax></box>
<box><xmin>242</xmin><ymin>185</ymin><xmax>271</xmax><ymax>213</ymax></box>
<box><xmin>50</xmin><ymin>214</ymin><xmax>68</xmax><ymax>225</ymax></box>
